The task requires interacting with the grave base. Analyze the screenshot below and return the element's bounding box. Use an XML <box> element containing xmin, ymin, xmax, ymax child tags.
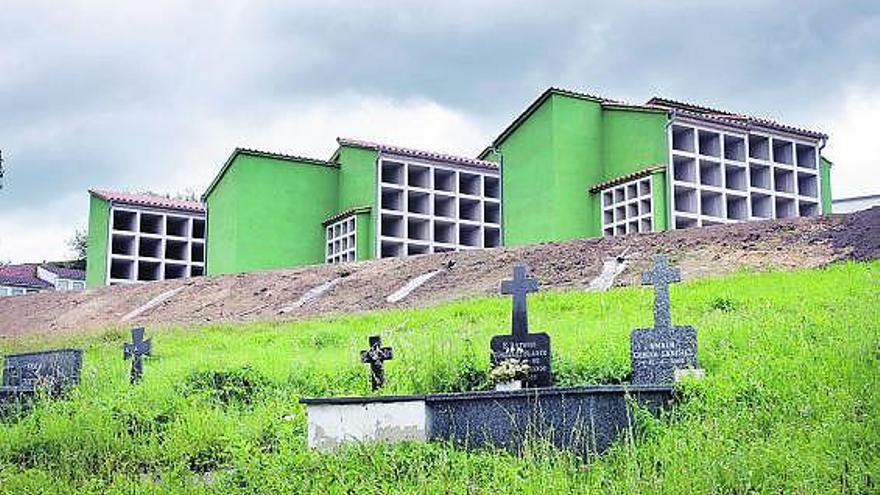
<box><xmin>301</xmin><ymin>384</ymin><xmax>674</xmax><ymax>456</ymax></box>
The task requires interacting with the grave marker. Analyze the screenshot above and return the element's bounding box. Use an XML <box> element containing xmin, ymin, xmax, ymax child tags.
<box><xmin>123</xmin><ymin>327</ymin><xmax>152</xmax><ymax>384</ymax></box>
<box><xmin>630</xmin><ymin>255</ymin><xmax>698</xmax><ymax>384</ymax></box>
<box><xmin>490</xmin><ymin>264</ymin><xmax>552</xmax><ymax>387</ymax></box>
<box><xmin>360</xmin><ymin>335</ymin><xmax>393</xmax><ymax>390</ymax></box>
<box><xmin>1</xmin><ymin>349</ymin><xmax>83</xmax><ymax>394</ymax></box>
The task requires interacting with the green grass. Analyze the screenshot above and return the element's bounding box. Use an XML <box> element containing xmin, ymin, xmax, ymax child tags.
<box><xmin>0</xmin><ymin>261</ymin><xmax>878</xmax><ymax>494</ymax></box>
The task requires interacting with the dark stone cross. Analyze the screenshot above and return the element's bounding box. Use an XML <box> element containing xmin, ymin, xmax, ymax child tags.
<box><xmin>491</xmin><ymin>264</ymin><xmax>552</xmax><ymax>388</ymax></box>
<box><xmin>360</xmin><ymin>335</ymin><xmax>393</xmax><ymax>390</ymax></box>
<box><xmin>631</xmin><ymin>255</ymin><xmax>698</xmax><ymax>385</ymax></box>
<box><xmin>123</xmin><ymin>327</ymin><xmax>152</xmax><ymax>384</ymax></box>
<box><xmin>500</xmin><ymin>264</ymin><xmax>539</xmax><ymax>338</ymax></box>
<box><xmin>641</xmin><ymin>254</ymin><xmax>681</xmax><ymax>331</ymax></box>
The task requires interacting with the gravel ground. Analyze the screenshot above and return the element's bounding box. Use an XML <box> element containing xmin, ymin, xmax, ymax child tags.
<box><xmin>0</xmin><ymin>208</ymin><xmax>877</xmax><ymax>337</ymax></box>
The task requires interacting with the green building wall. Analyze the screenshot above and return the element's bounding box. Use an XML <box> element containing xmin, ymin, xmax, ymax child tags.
<box><xmin>820</xmin><ymin>156</ymin><xmax>833</xmax><ymax>214</ymax></box>
<box><xmin>489</xmin><ymin>91</ymin><xmax>668</xmax><ymax>246</ymax></box>
<box><xmin>206</xmin><ymin>152</ymin><xmax>340</xmax><ymax>275</ymax></box>
<box><xmin>85</xmin><ymin>195</ymin><xmax>110</xmax><ymax>288</ymax></box>
<box><xmin>335</xmin><ymin>144</ymin><xmax>379</xmax><ymax>260</ymax></box>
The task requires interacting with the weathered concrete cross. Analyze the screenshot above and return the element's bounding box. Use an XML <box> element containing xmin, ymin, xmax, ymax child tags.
<box><xmin>123</xmin><ymin>327</ymin><xmax>152</xmax><ymax>384</ymax></box>
<box><xmin>501</xmin><ymin>264</ymin><xmax>539</xmax><ymax>338</ymax></box>
<box><xmin>641</xmin><ymin>255</ymin><xmax>681</xmax><ymax>331</ymax></box>
<box><xmin>360</xmin><ymin>335</ymin><xmax>393</xmax><ymax>390</ymax></box>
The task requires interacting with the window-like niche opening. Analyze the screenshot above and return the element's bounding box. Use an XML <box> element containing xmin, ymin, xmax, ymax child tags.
<box><xmin>640</xmin><ymin>199</ymin><xmax>652</xmax><ymax>216</ymax></box>
<box><xmin>459</xmin><ymin>173</ymin><xmax>481</xmax><ymax>196</ymax></box>
<box><xmin>672</xmin><ymin>125</ymin><xmax>695</xmax><ymax>152</ymax></box>
<box><xmin>380</xmin><ymin>240</ymin><xmax>403</xmax><ymax>258</ymax></box>
<box><xmin>773</xmin><ymin>168</ymin><xmax>795</xmax><ymax>193</ymax></box>
<box><xmin>407</xmin><ymin>218</ymin><xmax>429</xmax><ymax>241</ymax></box>
<box><xmin>698</xmin><ymin>130</ymin><xmax>721</xmax><ymax>157</ymax></box>
<box><xmin>459</xmin><ymin>198</ymin><xmax>481</xmax><ymax>222</ymax></box>
<box><xmin>484</xmin><ymin>176</ymin><xmax>500</xmax><ymax>199</ymax></box>
<box><xmin>675</xmin><ymin>216</ymin><xmax>698</xmax><ymax>230</ymax></box>
<box><xmin>674</xmin><ymin>186</ymin><xmax>698</xmax><ymax>214</ymax></box>
<box><xmin>484</xmin><ymin>201</ymin><xmax>501</xmax><ymax>224</ymax></box>
<box><xmin>138</xmin><ymin>237</ymin><xmax>162</xmax><ymax>259</ymax></box>
<box><xmin>113</xmin><ymin>210</ymin><xmax>137</xmax><ymax>231</ymax></box>
<box><xmin>434</xmin><ymin>168</ymin><xmax>456</xmax><ymax>192</ymax></box>
<box><xmin>626</xmin><ymin>183</ymin><xmax>638</xmax><ymax>200</ymax></box>
<box><xmin>796</xmin><ymin>144</ymin><xmax>817</xmax><ymax>169</ymax></box>
<box><xmin>699</xmin><ymin>160</ymin><xmax>723</xmax><ymax>187</ymax></box>
<box><xmin>407</xmin><ymin>164</ymin><xmax>430</xmax><ymax>188</ymax></box>
<box><xmin>724</xmin><ymin>135</ymin><xmax>746</xmax><ymax>162</ymax></box>
<box><xmin>166</xmin><ymin>216</ymin><xmax>188</xmax><ymax>237</ymax></box>
<box><xmin>140</xmin><ymin>213</ymin><xmax>163</xmax><ymax>235</ymax></box>
<box><xmin>797</xmin><ymin>172</ymin><xmax>818</xmax><ymax>198</ymax></box>
<box><xmin>772</xmin><ymin>139</ymin><xmax>793</xmax><ymax>165</ymax></box>
<box><xmin>110</xmin><ymin>258</ymin><xmax>134</xmax><ymax>280</ymax></box>
<box><xmin>407</xmin><ymin>243</ymin><xmax>429</xmax><ymax>256</ymax></box>
<box><xmin>192</xmin><ymin>219</ymin><xmax>206</xmax><ymax>239</ymax></box>
<box><xmin>381</xmin><ymin>161</ymin><xmax>404</xmax><ymax>185</ymax></box>
<box><xmin>434</xmin><ymin>195</ymin><xmax>455</xmax><ymax>218</ymax></box>
<box><xmin>165</xmin><ymin>240</ymin><xmax>187</xmax><ymax>261</ymax></box>
<box><xmin>673</xmin><ymin>155</ymin><xmax>697</xmax><ymax>183</ymax></box>
<box><xmin>458</xmin><ymin>224</ymin><xmax>480</xmax><ymax>247</ymax></box>
<box><xmin>726</xmin><ymin>194</ymin><xmax>748</xmax><ymax>220</ymax></box>
<box><xmin>603</xmin><ymin>191</ymin><xmax>614</xmax><ymax>207</ymax></box>
<box><xmin>164</xmin><ymin>263</ymin><xmax>187</xmax><ymax>279</ymax></box>
<box><xmin>725</xmin><ymin>165</ymin><xmax>748</xmax><ymax>191</ymax></box>
<box><xmin>381</xmin><ymin>214</ymin><xmax>404</xmax><ymax>238</ymax></box>
<box><xmin>111</xmin><ymin>234</ymin><xmax>135</xmax><ymax>256</ymax></box>
<box><xmin>407</xmin><ymin>191</ymin><xmax>430</xmax><ymax>215</ymax></box>
<box><xmin>434</xmin><ymin>220</ymin><xmax>455</xmax><ymax>244</ymax></box>
<box><xmin>749</xmin><ymin>163</ymin><xmax>771</xmax><ymax>189</ymax></box>
<box><xmin>603</xmin><ymin>209</ymin><xmax>614</xmax><ymax>225</ymax></box>
<box><xmin>190</xmin><ymin>266</ymin><xmax>204</xmax><ymax>277</ymax></box>
<box><xmin>640</xmin><ymin>218</ymin><xmax>652</xmax><ymax>233</ymax></box>
<box><xmin>484</xmin><ymin>227</ymin><xmax>501</xmax><ymax>247</ymax></box>
<box><xmin>191</xmin><ymin>242</ymin><xmax>205</xmax><ymax>263</ymax></box>
<box><xmin>799</xmin><ymin>201</ymin><xmax>819</xmax><ymax>217</ymax></box>
<box><xmin>137</xmin><ymin>260</ymin><xmax>161</xmax><ymax>281</ymax></box>
<box><xmin>749</xmin><ymin>135</ymin><xmax>770</xmax><ymax>160</ymax></box>
<box><xmin>775</xmin><ymin>196</ymin><xmax>796</xmax><ymax>219</ymax></box>
<box><xmin>381</xmin><ymin>188</ymin><xmax>404</xmax><ymax>211</ymax></box>
<box><xmin>700</xmin><ymin>190</ymin><xmax>723</xmax><ymax>218</ymax></box>
<box><xmin>751</xmin><ymin>192</ymin><xmax>772</xmax><ymax>218</ymax></box>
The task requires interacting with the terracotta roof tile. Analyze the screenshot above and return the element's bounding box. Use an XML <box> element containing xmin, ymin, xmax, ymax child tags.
<box><xmin>90</xmin><ymin>190</ymin><xmax>205</xmax><ymax>213</ymax></box>
<box><xmin>0</xmin><ymin>265</ymin><xmax>53</xmax><ymax>289</ymax></box>
<box><xmin>337</xmin><ymin>138</ymin><xmax>498</xmax><ymax>171</ymax></box>
<box><xmin>40</xmin><ymin>265</ymin><xmax>85</xmax><ymax>280</ymax></box>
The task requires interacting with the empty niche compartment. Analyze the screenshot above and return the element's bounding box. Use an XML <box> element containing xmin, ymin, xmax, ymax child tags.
<box><xmin>434</xmin><ymin>246</ymin><xmax>455</xmax><ymax>253</ymax></box>
<box><xmin>138</xmin><ymin>237</ymin><xmax>162</xmax><ymax>259</ymax></box>
<box><xmin>640</xmin><ymin>198</ymin><xmax>652</xmax><ymax>216</ymax></box>
<box><xmin>773</xmin><ymin>168</ymin><xmax>795</xmax><ymax>193</ymax></box>
<box><xmin>615</xmin><ymin>224</ymin><xmax>627</xmax><ymax>236</ymax></box>
<box><xmin>799</xmin><ymin>200</ymin><xmax>819</xmax><ymax>217</ymax></box>
<box><xmin>434</xmin><ymin>168</ymin><xmax>456</xmax><ymax>192</ymax></box>
<box><xmin>639</xmin><ymin>179</ymin><xmax>651</xmax><ymax>197</ymax></box>
<box><xmin>434</xmin><ymin>220</ymin><xmax>456</xmax><ymax>244</ymax></box>
<box><xmin>484</xmin><ymin>227</ymin><xmax>501</xmax><ymax>247</ymax></box>
<box><xmin>627</xmin><ymin>220</ymin><xmax>639</xmax><ymax>234</ymax></box>
<box><xmin>407</xmin><ymin>243</ymin><xmax>429</xmax><ymax>256</ymax></box>
<box><xmin>625</xmin><ymin>182</ymin><xmax>638</xmax><ymax>200</ymax></box>
<box><xmin>672</xmin><ymin>125</ymin><xmax>695</xmax><ymax>152</ymax></box>
<box><xmin>726</xmin><ymin>194</ymin><xmax>748</xmax><ymax>220</ymax></box>
<box><xmin>381</xmin><ymin>161</ymin><xmax>405</xmax><ymax>185</ymax></box>
<box><xmin>459</xmin><ymin>173</ymin><xmax>481</xmax><ymax>196</ymax></box>
<box><xmin>459</xmin><ymin>224</ymin><xmax>480</xmax><ymax>247</ymax></box>
<box><xmin>698</xmin><ymin>130</ymin><xmax>721</xmax><ymax>157</ymax></box>
<box><xmin>191</xmin><ymin>242</ymin><xmax>205</xmax><ymax>263</ymax></box>
<box><xmin>603</xmin><ymin>191</ymin><xmax>614</xmax><ymax>207</ymax></box>
<box><xmin>111</xmin><ymin>234</ymin><xmax>135</xmax><ymax>256</ymax></box>
<box><xmin>112</xmin><ymin>210</ymin><xmax>137</xmax><ymax>231</ymax></box>
<box><xmin>724</xmin><ymin>135</ymin><xmax>746</xmax><ymax>161</ymax></box>
<box><xmin>750</xmin><ymin>192</ymin><xmax>772</xmax><ymax>218</ymax></box>
<box><xmin>190</xmin><ymin>265</ymin><xmax>204</xmax><ymax>277</ymax></box>
<box><xmin>775</xmin><ymin>196</ymin><xmax>796</xmax><ymax>219</ymax></box>
<box><xmin>699</xmin><ymin>160</ymin><xmax>723</xmax><ymax>187</ymax></box>
<box><xmin>434</xmin><ymin>194</ymin><xmax>456</xmax><ymax>218</ymax></box>
<box><xmin>604</xmin><ymin>209</ymin><xmax>614</xmax><ymax>225</ymax></box>
<box><xmin>164</xmin><ymin>263</ymin><xmax>187</xmax><ymax>279</ymax></box>
<box><xmin>796</xmin><ymin>144</ymin><xmax>817</xmax><ymax>169</ymax></box>
<box><xmin>675</xmin><ymin>216</ymin><xmax>698</xmax><ymax>230</ymax></box>
<box><xmin>110</xmin><ymin>258</ymin><xmax>134</xmax><ymax>280</ymax></box>
<box><xmin>407</xmin><ymin>191</ymin><xmax>430</xmax><ymax>214</ymax></box>
<box><xmin>749</xmin><ymin>163</ymin><xmax>771</xmax><ymax>189</ymax></box>
<box><xmin>604</xmin><ymin>227</ymin><xmax>614</xmax><ymax>237</ymax></box>
<box><xmin>484</xmin><ymin>176</ymin><xmax>500</xmax><ymax>199</ymax></box>
<box><xmin>166</xmin><ymin>216</ymin><xmax>189</xmax><ymax>237</ymax></box>
<box><xmin>674</xmin><ymin>185</ymin><xmax>698</xmax><ymax>214</ymax></box>
<box><xmin>772</xmin><ymin>139</ymin><xmax>793</xmax><ymax>165</ymax></box>
<box><xmin>640</xmin><ymin>217</ymin><xmax>653</xmax><ymax>232</ymax></box>
<box><xmin>700</xmin><ymin>190</ymin><xmax>723</xmax><ymax>218</ymax></box>
<box><xmin>140</xmin><ymin>213</ymin><xmax>163</xmax><ymax>235</ymax></box>
<box><xmin>797</xmin><ymin>172</ymin><xmax>818</xmax><ymax>197</ymax></box>
<box><xmin>407</xmin><ymin>164</ymin><xmax>430</xmax><ymax>188</ymax></box>
<box><xmin>380</xmin><ymin>240</ymin><xmax>404</xmax><ymax>258</ymax></box>
<box><xmin>484</xmin><ymin>201</ymin><xmax>501</xmax><ymax>224</ymax></box>
<box><xmin>612</xmin><ymin>187</ymin><xmax>625</xmax><ymax>204</ymax></box>
<box><xmin>673</xmin><ymin>155</ymin><xmax>697</xmax><ymax>183</ymax></box>
<box><xmin>627</xmin><ymin>202</ymin><xmax>639</xmax><ymax>218</ymax></box>
<box><xmin>407</xmin><ymin>218</ymin><xmax>430</xmax><ymax>241</ymax></box>
<box><xmin>459</xmin><ymin>198</ymin><xmax>481</xmax><ymax>221</ymax></box>
<box><xmin>192</xmin><ymin>219</ymin><xmax>206</xmax><ymax>239</ymax></box>
<box><xmin>749</xmin><ymin>134</ymin><xmax>770</xmax><ymax>160</ymax></box>
<box><xmin>615</xmin><ymin>205</ymin><xmax>626</xmax><ymax>223</ymax></box>
<box><xmin>725</xmin><ymin>164</ymin><xmax>748</xmax><ymax>191</ymax></box>
<box><xmin>165</xmin><ymin>240</ymin><xmax>187</xmax><ymax>261</ymax></box>
<box><xmin>381</xmin><ymin>214</ymin><xmax>404</xmax><ymax>238</ymax></box>
<box><xmin>381</xmin><ymin>188</ymin><xmax>404</xmax><ymax>211</ymax></box>
<box><xmin>137</xmin><ymin>260</ymin><xmax>161</xmax><ymax>281</ymax></box>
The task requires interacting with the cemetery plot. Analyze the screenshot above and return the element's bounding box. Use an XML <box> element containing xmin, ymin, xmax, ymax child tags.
<box><xmin>1</xmin><ymin>348</ymin><xmax>83</xmax><ymax>399</ymax></box>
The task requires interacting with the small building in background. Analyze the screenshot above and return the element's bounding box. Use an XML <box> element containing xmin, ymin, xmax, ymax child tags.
<box><xmin>0</xmin><ymin>263</ymin><xmax>85</xmax><ymax>297</ymax></box>
<box><xmin>85</xmin><ymin>190</ymin><xmax>206</xmax><ymax>287</ymax></box>
<box><xmin>832</xmin><ymin>194</ymin><xmax>880</xmax><ymax>214</ymax></box>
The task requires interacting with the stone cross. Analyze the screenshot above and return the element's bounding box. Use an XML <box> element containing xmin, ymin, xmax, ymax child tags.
<box><xmin>360</xmin><ymin>335</ymin><xmax>393</xmax><ymax>390</ymax></box>
<box><xmin>123</xmin><ymin>327</ymin><xmax>152</xmax><ymax>384</ymax></box>
<box><xmin>641</xmin><ymin>255</ymin><xmax>681</xmax><ymax>331</ymax></box>
<box><xmin>501</xmin><ymin>265</ymin><xmax>539</xmax><ymax>338</ymax></box>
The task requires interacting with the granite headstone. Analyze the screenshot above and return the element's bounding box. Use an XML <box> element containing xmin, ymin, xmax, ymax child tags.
<box><xmin>630</xmin><ymin>255</ymin><xmax>698</xmax><ymax>384</ymax></box>
<box><xmin>490</xmin><ymin>265</ymin><xmax>552</xmax><ymax>387</ymax></box>
<box><xmin>1</xmin><ymin>348</ymin><xmax>83</xmax><ymax>394</ymax></box>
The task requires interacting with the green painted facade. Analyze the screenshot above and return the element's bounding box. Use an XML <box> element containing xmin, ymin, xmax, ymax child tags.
<box><xmin>85</xmin><ymin>195</ymin><xmax>110</xmax><ymax>288</ymax></box>
<box><xmin>820</xmin><ymin>156</ymin><xmax>833</xmax><ymax>214</ymax></box>
<box><xmin>485</xmin><ymin>92</ymin><xmax>668</xmax><ymax>245</ymax></box>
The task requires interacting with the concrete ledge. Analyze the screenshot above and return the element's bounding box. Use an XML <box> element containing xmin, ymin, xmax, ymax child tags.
<box><xmin>301</xmin><ymin>384</ymin><xmax>675</xmax><ymax>456</ymax></box>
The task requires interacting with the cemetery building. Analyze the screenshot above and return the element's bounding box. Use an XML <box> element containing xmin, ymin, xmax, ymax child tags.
<box><xmin>86</xmin><ymin>87</ymin><xmax>834</xmax><ymax>284</ymax></box>
<box><xmin>85</xmin><ymin>190</ymin><xmax>206</xmax><ymax>287</ymax></box>
<box><xmin>0</xmin><ymin>263</ymin><xmax>85</xmax><ymax>297</ymax></box>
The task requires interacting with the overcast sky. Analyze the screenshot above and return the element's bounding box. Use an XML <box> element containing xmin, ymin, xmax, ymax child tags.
<box><xmin>1</xmin><ymin>0</ymin><xmax>878</xmax><ymax>263</ymax></box>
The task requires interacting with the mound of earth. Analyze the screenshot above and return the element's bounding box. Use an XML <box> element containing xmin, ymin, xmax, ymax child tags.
<box><xmin>0</xmin><ymin>208</ymin><xmax>877</xmax><ymax>337</ymax></box>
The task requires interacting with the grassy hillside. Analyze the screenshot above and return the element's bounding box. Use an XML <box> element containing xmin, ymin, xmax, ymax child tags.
<box><xmin>0</xmin><ymin>261</ymin><xmax>878</xmax><ymax>494</ymax></box>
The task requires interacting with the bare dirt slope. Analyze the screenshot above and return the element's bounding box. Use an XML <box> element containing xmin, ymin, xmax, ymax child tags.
<box><xmin>1</xmin><ymin>208</ymin><xmax>877</xmax><ymax>337</ymax></box>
